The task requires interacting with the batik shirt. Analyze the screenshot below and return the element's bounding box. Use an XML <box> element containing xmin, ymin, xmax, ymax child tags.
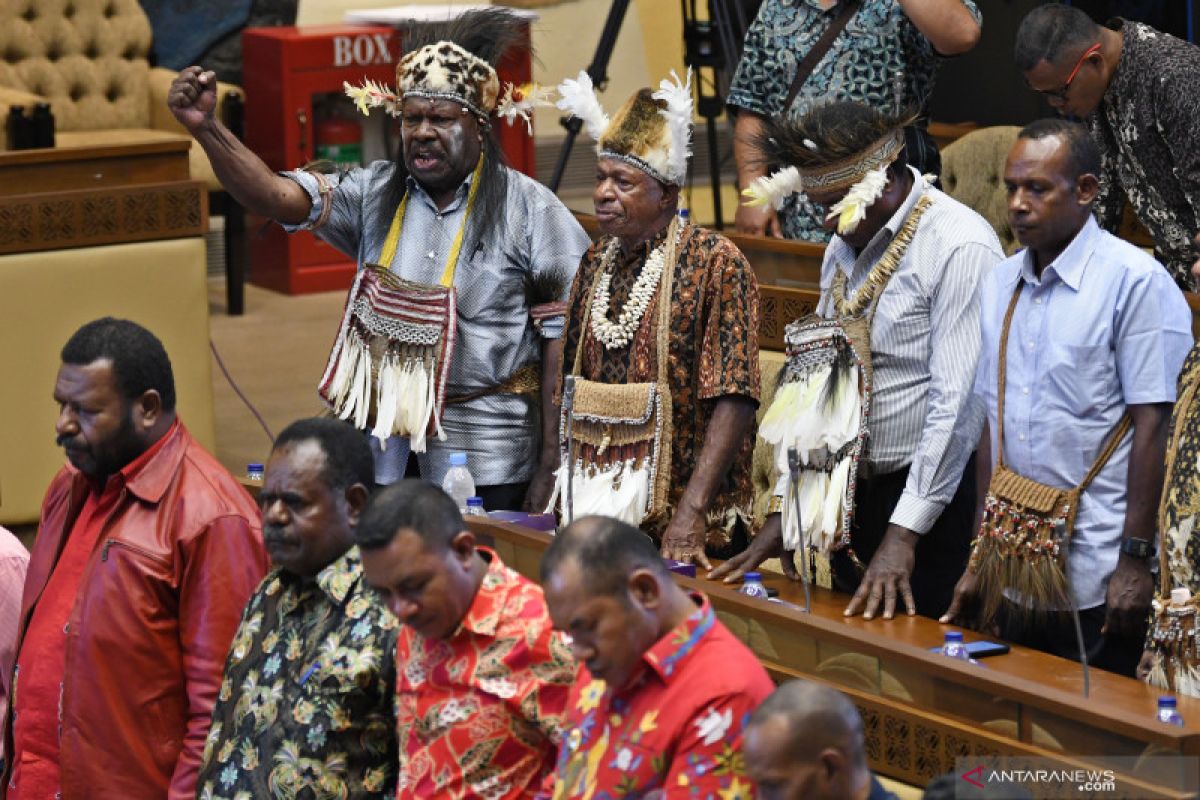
<box><xmin>397</xmin><ymin>547</ymin><xmax>577</xmax><ymax>798</ymax></box>
<box><xmin>1151</xmin><ymin>342</ymin><xmax>1200</xmax><ymax>680</ymax></box>
<box><xmin>541</xmin><ymin>594</ymin><xmax>774</xmax><ymax>800</ymax></box>
<box><xmin>197</xmin><ymin>547</ymin><xmax>399</xmax><ymax>799</ymax></box>
<box><xmin>560</xmin><ymin>224</ymin><xmax>761</xmax><ymax>552</ymax></box>
<box><xmin>1090</xmin><ymin>19</ymin><xmax>1200</xmax><ymax>291</ymax></box>
<box><xmin>727</xmin><ymin>0</ymin><xmax>981</xmax><ymax>242</ymax></box>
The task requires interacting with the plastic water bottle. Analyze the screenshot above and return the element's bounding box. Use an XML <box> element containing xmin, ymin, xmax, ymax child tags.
<box><xmin>739</xmin><ymin>572</ymin><xmax>769</xmax><ymax>599</ymax></box>
<box><xmin>246</xmin><ymin>463</ymin><xmax>264</xmax><ymax>483</ymax></box>
<box><xmin>1157</xmin><ymin>696</ymin><xmax>1185</xmax><ymax>727</ymax></box>
<box><xmin>442</xmin><ymin>453</ymin><xmax>476</xmax><ymax>514</ymax></box>
<box><xmin>676</xmin><ymin>207</ymin><xmax>690</xmax><ymax>224</ymax></box>
<box><xmin>941</xmin><ymin>631</ymin><xmax>970</xmax><ymax>661</ymax></box>
<box><xmin>465</xmin><ymin>496</ymin><xmax>487</xmax><ymax>517</ymax></box>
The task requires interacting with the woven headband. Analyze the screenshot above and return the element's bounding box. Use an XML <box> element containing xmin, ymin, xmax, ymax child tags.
<box><xmin>799</xmin><ymin>130</ymin><xmax>905</xmax><ymax>193</ymax></box>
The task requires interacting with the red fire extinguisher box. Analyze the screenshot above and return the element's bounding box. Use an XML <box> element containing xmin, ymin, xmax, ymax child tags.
<box><xmin>243</xmin><ymin>23</ymin><xmax>535</xmax><ymax>295</ymax></box>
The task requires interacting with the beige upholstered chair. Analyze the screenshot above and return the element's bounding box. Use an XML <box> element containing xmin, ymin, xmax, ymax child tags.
<box><xmin>940</xmin><ymin>125</ymin><xmax>1021</xmax><ymax>255</ymax></box>
<box><xmin>0</xmin><ymin>0</ymin><xmax>240</xmax><ymax>190</ymax></box>
<box><xmin>0</xmin><ymin>0</ymin><xmax>251</xmax><ymax>312</ymax></box>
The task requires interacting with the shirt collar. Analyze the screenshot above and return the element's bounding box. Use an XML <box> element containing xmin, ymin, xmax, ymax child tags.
<box><xmin>1017</xmin><ymin>215</ymin><xmax>1099</xmax><ymax>291</ymax></box>
<box><xmin>456</xmin><ymin>546</ymin><xmax>511</xmax><ymax>638</ymax></box>
<box><xmin>74</xmin><ymin>418</ymin><xmax>183</xmax><ymax>503</ymax></box>
<box><xmin>641</xmin><ymin>592</ymin><xmax>715</xmax><ymax>684</ymax></box>
<box><xmin>406</xmin><ymin>167</ymin><xmax>476</xmax><ymax>214</ymax></box>
<box><xmin>312</xmin><ymin>545</ymin><xmax>363</xmax><ymax>606</ymax></box>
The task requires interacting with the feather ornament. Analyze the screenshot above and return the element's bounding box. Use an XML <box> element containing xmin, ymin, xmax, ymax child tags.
<box><xmin>343</xmin><ymin>79</ymin><xmax>402</xmax><ymax>117</ymax></box>
<box><xmin>742</xmin><ymin>166</ymin><xmax>802</xmax><ymax>210</ymax></box>
<box><xmin>651</xmin><ymin>68</ymin><xmax>694</xmax><ymax>185</ymax></box>
<box><xmin>555</xmin><ymin>71</ymin><xmax>610</xmax><ymax>142</ymax></box>
<box><xmin>827</xmin><ymin>167</ymin><xmax>888</xmax><ymax>235</ymax></box>
<box><xmin>496</xmin><ymin>82</ymin><xmax>556</xmax><ymax>134</ymax></box>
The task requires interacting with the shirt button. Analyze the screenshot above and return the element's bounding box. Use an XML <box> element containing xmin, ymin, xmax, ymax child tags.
<box><xmin>1018</xmin><ymin>434</ymin><xmax>1026</xmax><ymax>441</ymax></box>
<box><xmin>1027</xmin><ymin>341</ymin><xmax>1035</xmax><ymax>349</ymax></box>
<box><xmin>1034</xmin><ymin>298</ymin><xmax>1043</xmax><ymax>305</ymax></box>
<box><xmin>426</xmin><ymin>251</ymin><xmax>436</xmax><ymax>260</ymax></box>
<box><xmin>1022</xmin><ymin>387</ymin><xmax>1030</xmax><ymax>395</ymax></box>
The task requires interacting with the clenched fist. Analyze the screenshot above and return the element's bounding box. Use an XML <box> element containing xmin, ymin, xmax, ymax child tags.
<box><xmin>167</xmin><ymin>66</ymin><xmax>218</xmax><ymax>133</ymax></box>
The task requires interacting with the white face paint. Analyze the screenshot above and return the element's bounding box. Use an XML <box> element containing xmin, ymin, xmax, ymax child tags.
<box><xmin>400</xmin><ymin>97</ymin><xmax>482</xmax><ymax>205</ymax></box>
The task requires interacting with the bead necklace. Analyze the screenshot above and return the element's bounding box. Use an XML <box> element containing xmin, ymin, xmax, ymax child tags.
<box><xmin>589</xmin><ymin>230</ymin><xmax>674</xmax><ymax>350</ymax></box>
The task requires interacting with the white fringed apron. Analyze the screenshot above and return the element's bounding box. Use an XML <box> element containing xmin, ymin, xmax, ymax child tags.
<box><xmin>317</xmin><ymin>158</ymin><xmax>483</xmax><ymax>452</ymax></box>
<box><xmin>548</xmin><ymin>218</ymin><xmax>686</xmax><ymax>526</ymax></box>
<box><xmin>759</xmin><ymin>194</ymin><xmax>933</xmax><ymax>565</ymax></box>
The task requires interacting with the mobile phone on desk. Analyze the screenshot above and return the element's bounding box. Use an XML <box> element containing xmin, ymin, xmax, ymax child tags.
<box><xmin>928</xmin><ymin>640</ymin><xmax>1010</xmax><ymax>658</ymax></box>
<box><xmin>966</xmin><ymin>640</ymin><xmax>1010</xmax><ymax>658</ymax></box>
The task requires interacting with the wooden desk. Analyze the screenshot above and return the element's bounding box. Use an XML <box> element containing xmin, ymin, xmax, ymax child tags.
<box><xmin>0</xmin><ymin>130</ymin><xmax>206</xmax><ymax>255</ymax></box>
<box><xmin>468</xmin><ymin>517</ymin><xmax>1200</xmax><ymax>798</ymax></box>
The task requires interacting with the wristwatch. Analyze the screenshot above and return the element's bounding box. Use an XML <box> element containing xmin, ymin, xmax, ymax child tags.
<box><xmin>1119</xmin><ymin>537</ymin><xmax>1155</xmax><ymax>559</ymax></box>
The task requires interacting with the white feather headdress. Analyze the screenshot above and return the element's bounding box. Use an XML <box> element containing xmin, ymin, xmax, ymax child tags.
<box><xmin>651</xmin><ymin>69</ymin><xmax>693</xmax><ymax>185</ymax></box>
<box><xmin>555</xmin><ymin>71</ymin><xmax>610</xmax><ymax>141</ymax></box>
<box><xmin>554</xmin><ymin>68</ymin><xmax>694</xmax><ymax>186</ymax></box>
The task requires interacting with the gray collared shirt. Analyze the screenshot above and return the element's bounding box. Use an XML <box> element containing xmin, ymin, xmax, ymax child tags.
<box><xmin>283</xmin><ymin>161</ymin><xmax>591</xmax><ymax>487</ymax></box>
<box><xmin>818</xmin><ymin>169</ymin><xmax>1002</xmax><ymax>533</ymax></box>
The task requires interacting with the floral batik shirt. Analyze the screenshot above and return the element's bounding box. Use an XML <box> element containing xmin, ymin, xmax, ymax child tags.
<box><xmin>540</xmin><ymin>594</ymin><xmax>774</xmax><ymax>800</ymax></box>
<box><xmin>559</xmin><ymin>223</ymin><xmax>760</xmax><ymax>554</ymax></box>
<box><xmin>197</xmin><ymin>547</ymin><xmax>399</xmax><ymax>799</ymax></box>
<box><xmin>397</xmin><ymin>547</ymin><xmax>577</xmax><ymax>798</ymax></box>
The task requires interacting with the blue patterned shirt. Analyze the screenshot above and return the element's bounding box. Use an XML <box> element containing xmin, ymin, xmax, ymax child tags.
<box><xmin>727</xmin><ymin>0</ymin><xmax>981</xmax><ymax>242</ymax></box>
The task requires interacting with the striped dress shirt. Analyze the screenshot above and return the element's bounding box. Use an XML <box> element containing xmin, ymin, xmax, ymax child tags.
<box><xmin>817</xmin><ymin>169</ymin><xmax>1002</xmax><ymax>534</ymax></box>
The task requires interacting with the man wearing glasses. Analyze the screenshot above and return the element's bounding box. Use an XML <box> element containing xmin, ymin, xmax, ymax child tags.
<box><xmin>1015</xmin><ymin>3</ymin><xmax>1200</xmax><ymax>291</ymax></box>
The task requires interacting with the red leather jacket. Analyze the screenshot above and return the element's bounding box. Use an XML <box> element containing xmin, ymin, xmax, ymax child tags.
<box><xmin>2</xmin><ymin>422</ymin><xmax>268</xmax><ymax>800</ymax></box>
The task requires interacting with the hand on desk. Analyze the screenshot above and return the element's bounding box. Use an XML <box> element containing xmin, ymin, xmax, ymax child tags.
<box><xmin>661</xmin><ymin>508</ymin><xmax>712</xmax><ymax>571</ymax></box>
<box><xmin>940</xmin><ymin>567</ymin><xmax>982</xmax><ymax>628</ymax></box>
<box><xmin>708</xmin><ymin>513</ymin><xmax>801</xmax><ymax>583</ymax></box>
<box><xmin>844</xmin><ymin>524</ymin><xmax>918</xmax><ymax>620</ymax></box>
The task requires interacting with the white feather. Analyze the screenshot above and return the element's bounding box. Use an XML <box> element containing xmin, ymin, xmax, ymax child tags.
<box><xmin>555</xmin><ymin>71</ymin><xmax>609</xmax><ymax>142</ymax></box>
<box><xmin>652</xmin><ymin>68</ymin><xmax>693</xmax><ymax>185</ymax></box>
<box><xmin>742</xmin><ymin>166</ymin><xmax>802</xmax><ymax>210</ymax></box>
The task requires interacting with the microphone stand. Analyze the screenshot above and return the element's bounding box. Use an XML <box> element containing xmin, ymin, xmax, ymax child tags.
<box><xmin>1067</xmin><ymin>586</ymin><xmax>1091</xmax><ymax>698</ymax></box>
<box><xmin>563</xmin><ymin>376</ymin><xmax>577</xmax><ymax>525</ymax></box>
<box><xmin>787</xmin><ymin>445</ymin><xmax>811</xmax><ymax>613</ymax></box>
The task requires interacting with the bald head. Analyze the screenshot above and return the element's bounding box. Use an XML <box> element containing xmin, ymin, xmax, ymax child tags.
<box><xmin>744</xmin><ymin>681</ymin><xmax>870</xmax><ymax>800</ymax></box>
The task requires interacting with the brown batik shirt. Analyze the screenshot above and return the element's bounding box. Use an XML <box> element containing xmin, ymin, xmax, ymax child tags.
<box><xmin>560</xmin><ymin>222</ymin><xmax>761</xmax><ymax>551</ymax></box>
<box><xmin>1091</xmin><ymin>18</ymin><xmax>1200</xmax><ymax>291</ymax></box>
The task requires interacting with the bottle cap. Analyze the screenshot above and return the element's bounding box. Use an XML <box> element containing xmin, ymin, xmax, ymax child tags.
<box><xmin>449</xmin><ymin>452</ymin><xmax>467</xmax><ymax>466</ymax></box>
<box><xmin>677</xmin><ymin>207</ymin><xmax>690</xmax><ymax>218</ymax></box>
<box><xmin>247</xmin><ymin>462</ymin><xmax>264</xmax><ymax>471</ymax></box>
<box><xmin>1159</xmin><ymin>696</ymin><xmax>1177</xmax><ymax>708</ymax></box>
<box><xmin>1171</xmin><ymin>587</ymin><xmax>1192</xmax><ymax>604</ymax></box>
<box><xmin>466</xmin><ymin>496</ymin><xmax>484</xmax><ymax>507</ymax></box>
<box><xmin>743</xmin><ymin>571</ymin><xmax>761</xmax><ymax>581</ymax></box>
<box><xmin>944</xmin><ymin>630</ymin><xmax>964</xmax><ymax>642</ymax></box>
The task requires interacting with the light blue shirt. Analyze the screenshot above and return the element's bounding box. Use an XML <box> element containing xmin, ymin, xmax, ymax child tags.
<box><xmin>283</xmin><ymin>161</ymin><xmax>591</xmax><ymax>487</ymax></box>
<box><xmin>974</xmin><ymin>216</ymin><xmax>1193</xmax><ymax>609</ymax></box>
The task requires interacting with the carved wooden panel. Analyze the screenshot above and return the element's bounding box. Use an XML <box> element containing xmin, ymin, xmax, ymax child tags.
<box><xmin>758</xmin><ymin>285</ymin><xmax>820</xmax><ymax>351</ymax></box>
<box><xmin>0</xmin><ymin>181</ymin><xmax>207</xmax><ymax>255</ymax></box>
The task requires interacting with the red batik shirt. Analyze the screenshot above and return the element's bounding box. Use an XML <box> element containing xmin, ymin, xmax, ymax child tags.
<box><xmin>541</xmin><ymin>593</ymin><xmax>773</xmax><ymax>800</ymax></box>
<box><xmin>396</xmin><ymin>547</ymin><xmax>578</xmax><ymax>798</ymax></box>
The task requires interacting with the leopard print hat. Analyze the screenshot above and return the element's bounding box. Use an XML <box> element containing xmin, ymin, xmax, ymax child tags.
<box><xmin>396</xmin><ymin>41</ymin><xmax>500</xmax><ymax>120</ymax></box>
